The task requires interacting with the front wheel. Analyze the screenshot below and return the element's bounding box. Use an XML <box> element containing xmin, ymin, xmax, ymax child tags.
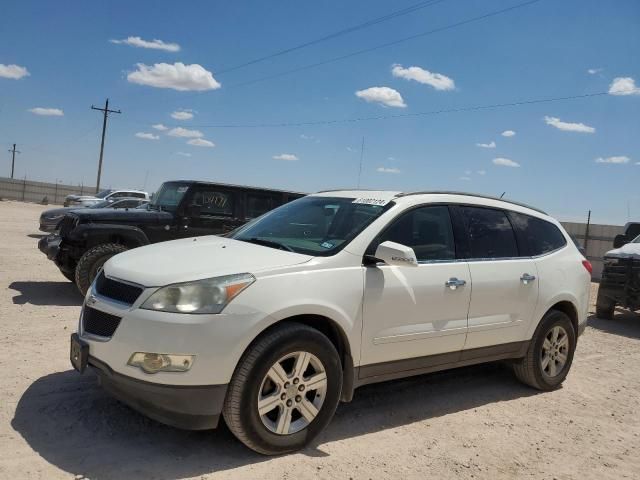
<box><xmin>513</xmin><ymin>310</ymin><xmax>576</xmax><ymax>391</ymax></box>
<box><xmin>595</xmin><ymin>291</ymin><xmax>616</xmax><ymax>320</ymax></box>
<box><xmin>75</xmin><ymin>243</ymin><xmax>128</xmax><ymax>295</ymax></box>
<box><xmin>223</xmin><ymin>323</ymin><xmax>343</xmax><ymax>455</ymax></box>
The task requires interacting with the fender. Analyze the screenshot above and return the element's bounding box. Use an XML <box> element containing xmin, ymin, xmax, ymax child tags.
<box><xmin>527</xmin><ymin>291</ymin><xmax>581</xmax><ymax>339</ymax></box>
<box><xmin>68</xmin><ymin>223</ymin><xmax>151</xmax><ymax>248</ymax></box>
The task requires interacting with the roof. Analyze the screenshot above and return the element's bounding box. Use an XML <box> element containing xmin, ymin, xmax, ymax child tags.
<box><xmin>314</xmin><ymin>189</ymin><xmax>547</xmax><ymax>215</ymax></box>
<box><xmin>162</xmin><ymin>180</ymin><xmax>305</xmax><ymax>196</ymax></box>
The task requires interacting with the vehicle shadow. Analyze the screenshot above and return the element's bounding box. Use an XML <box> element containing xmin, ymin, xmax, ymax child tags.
<box><xmin>588</xmin><ymin>311</ymin><xmax>640</xmax><ymax>340</ymax></box>
<box><xmin>9</xmin><ymin>281</ymin><xmax>83</xmax><ymax>306</ymax></box>
<box><xmin>12</xmin><ymin>363</ymin><xmax>536</xmax><ymax>479</ymax></box>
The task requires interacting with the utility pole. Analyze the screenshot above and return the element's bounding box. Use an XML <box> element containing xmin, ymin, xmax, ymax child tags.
<box><xmin>357</xmin><ymin>137</ymin><xmax>365</xmax><ymax>188</ymax></box>
<box><xmin>91</xmin><ymin>99</ymin><xmax>121</xmax><ymax>193</ymax></box>
<box><xmin>8</xmin><ymin>144</ymin><xmax>20</xmax><ymax>179</ymax></box>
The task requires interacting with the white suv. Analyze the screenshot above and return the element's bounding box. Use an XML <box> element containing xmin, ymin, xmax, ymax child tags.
<box><xmin>70</xmin><ymin>190</ymin><xmax>592</xmax><ymax>454</ymax></box>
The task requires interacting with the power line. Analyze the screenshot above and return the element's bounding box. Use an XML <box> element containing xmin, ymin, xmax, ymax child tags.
<box><xmin>215</xmin><ymin>0</ymin><xmax>450</xmax><ymax>75</ymax></box>
<box><xmin>91</xmin><ymin>98</ymin><xmax>121</xmax><ymax>193</ymax></box>
<box><xmin>179</xmin><ymin>91</ymin><xmax>609</xmax><ymax>129</ymax></box>
<box><xmin>228</xmin><ymin>0</ymin><xmax>545</xmax><ymax>89</ymax></box>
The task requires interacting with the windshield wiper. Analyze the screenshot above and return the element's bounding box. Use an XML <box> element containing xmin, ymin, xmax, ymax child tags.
<box><xmin>243</xmin><ymin>237</ymin><xmax>295</xmax><ymax>252</ymax></box>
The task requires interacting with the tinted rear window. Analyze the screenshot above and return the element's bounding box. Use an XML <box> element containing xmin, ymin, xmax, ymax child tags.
<box><xmin>461</xmin><ymin>206</ymin><xmax>518</xmax><ymax>259</ymax></box>
<box><xmin>509</xmin><ymin>212</ymin><xmax>567</xmax><ymax>256</ymax></box>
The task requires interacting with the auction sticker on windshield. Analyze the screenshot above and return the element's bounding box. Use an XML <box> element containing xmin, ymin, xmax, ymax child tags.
<box><xmin>352</xmin><ymin>197</ymin><xmax>391</xmax><ymax>206</ymax></box>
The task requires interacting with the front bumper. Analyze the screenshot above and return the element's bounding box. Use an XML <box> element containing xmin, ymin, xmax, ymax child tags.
<box><xmin>38</xmin><ymin>234</ymin><xmax>62</xmax><ymax>260</ymax></box>
<box><xmin>87</xmin><ymin>354</ymin><xmax>227</xmax><ymax>430</ymax></box>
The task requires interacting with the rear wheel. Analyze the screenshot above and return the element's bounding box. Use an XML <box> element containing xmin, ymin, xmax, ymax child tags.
<box><xmin>75</xmin><ymin>243</ymin><xmax>128</xmax><ymax>295</ymax></box>
<box><xmin>513</xmin><ymin>310</ymin><xmax>576</xmax><ymax>391</ymax></box>
<box><xmin>595</xmin><ymin>291</ymin><xmax>616</xmax><ymax>320</ymax></box>
<box><xmin>223</xmin><ymin>323</ymin><xmax>342</xmax><ymax>455</ymax></box>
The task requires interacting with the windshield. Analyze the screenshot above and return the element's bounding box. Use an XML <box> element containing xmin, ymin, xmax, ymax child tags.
<box><xmin>94</xmin><ymin>190</ymin><xmax>113</xmax><ymax>199</ymax></box>
<box><xmin>89</xmin><ymin>200</ymin><xmax>111</xmax><ymax>208</ymax></box>
<box><xmin>150</xmin><ymin>182</ymin><xmax>190</xmax><ymax>212</ymax></box>
<box><xmin>631</xmin><ymin>235</ymin><xmax>640</xmax><ymax>244</ymax></box>
<box><xmin>230</xmin><ymin>196</ymin><xmax>391</xmax><ymax>256</ymax></box>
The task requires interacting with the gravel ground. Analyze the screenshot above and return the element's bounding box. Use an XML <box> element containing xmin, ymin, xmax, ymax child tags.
<box><xmin>1</xmin><ymin>200</ymin><xmax>639</xmax><ymax>480</ymax></box>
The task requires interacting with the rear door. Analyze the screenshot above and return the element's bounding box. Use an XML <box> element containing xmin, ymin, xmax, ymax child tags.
<box><xmin>456</xmin><ymin>206</ymin><xmax>539</xmax><ymax>350</ymax></box>
<box><xmin>181</xmin><ymin>186</ymin><xmax>242</xmax><ymax>237</ymax></box>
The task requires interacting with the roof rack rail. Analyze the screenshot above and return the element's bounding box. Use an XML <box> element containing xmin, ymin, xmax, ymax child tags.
<box><xmin>394</xmin><ymin>191</ymin><xmax>547</xmax><ymax>215</ymax></box>
<box><xmin>316</xmin><ymin>188</ymin><xmax>390</xmax><ymax>193</ymax></box>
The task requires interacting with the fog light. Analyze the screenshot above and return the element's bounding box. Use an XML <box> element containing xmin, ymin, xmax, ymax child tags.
<box><xmin>127</xmin><ymin>352</ymin><xmax>195</xmax><ymax>374</ymax></box>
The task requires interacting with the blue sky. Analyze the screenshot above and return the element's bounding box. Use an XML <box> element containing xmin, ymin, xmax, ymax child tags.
<box><xmin>1</xmin><ymin>0</ymin><xmax>638</xmax><ymax>224</ymax></box>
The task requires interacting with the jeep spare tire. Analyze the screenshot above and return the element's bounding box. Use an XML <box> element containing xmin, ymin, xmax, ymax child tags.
<box><xmin>75</xmin><ymin>243</ymin><xmax>128</xmax><ymax>295</ymax></box>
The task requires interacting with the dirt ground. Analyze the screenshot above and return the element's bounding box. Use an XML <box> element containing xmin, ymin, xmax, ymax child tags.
<box><xmin>1</xmin><ymin>200</ymin><xmax>639</xmax><ymax>480</ymax></box>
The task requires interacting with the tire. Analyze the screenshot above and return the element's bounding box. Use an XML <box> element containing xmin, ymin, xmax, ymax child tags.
<box><xmin>59</xmin><ymin>269</ymin><xmax>76</xmax><ymax>282</ymax></box>
<box><xmin>512</xmin><ymin>310</ymin><xmax>576</xmax><ymax>391</ymax></box>
<box><xmin>595</xmin><ymin>292</ymin><xmax>615</xmax><ymax>320</ymax></box>
<box><xmin>223</xmin><ymin>322</ymin><xmax>343</xmax><ymax>455</ymax></box>
<box><xmin>75</xmin><ymin>243</ymin><xmax>128</xmax><ymax>295</ymax></box>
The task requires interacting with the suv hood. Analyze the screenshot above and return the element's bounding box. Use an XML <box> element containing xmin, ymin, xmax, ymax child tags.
<box><xmin>105</xmin><ymin>236</ymin><xmax>313</xmax><ymax>286</ymax></box>
<box><xmin>73</xmin><ymin>208</ymin><xmax>171</xmax><ymax>225</ymax></box>
<box><xmin>605</xmin><ymin>242</ymin><xmax>640</xmax><ymax>260</ymax></box>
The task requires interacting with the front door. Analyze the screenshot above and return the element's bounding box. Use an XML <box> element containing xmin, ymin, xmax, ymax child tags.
<box><xmin>456</xmin><ymin>206</ymin><xmax>539</xmax><ymax>349</ymax></box>
<box><xmin>360</xmin><ymin>205</ymin><xmax>471</xmax><ymax>376</ymax></box>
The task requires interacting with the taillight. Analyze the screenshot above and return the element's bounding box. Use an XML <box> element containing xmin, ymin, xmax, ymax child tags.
<box><xmin>582</xmin><ymin>259</ymin><xmax>593</xmax><ymax>275</ymax></box>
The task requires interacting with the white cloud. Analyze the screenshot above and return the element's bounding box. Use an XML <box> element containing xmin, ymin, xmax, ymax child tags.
<box><xmin>477</xmin><ymin>170</ymin><xmax>486</xmax><ymax>175</ymax></box>
<box><xmin>171</xmin><ymin>110</ymin><xmax>194</xmax><ymax>120</ymax></box>
<box><xmin>152</xmin><ymin>123</ymin><xmax>168</xmax><ymax>131</ymax></box>
<box><xmin>0</xmin><ymin>64</ymin><xmax>29</xmax><ymax>79</ymax></box>
<box><xmin>127</xmin><ymin>63</ymin><xmax>221</xmax><ymax>91</ymax></box>
<box><xmin>391</xmin><ymin>64</ymin><xmax>455</xmax><ymax>91</ymax></box>
<box><xmin>346</xmin><ymin>146</ymin><xmax>356</xmax><ymax>152</ymax></box>
<box><xmin>464</xmin><ymin>170</ymin><xmax>472</xmax><ymax>175</ymax></box>
<box><xmin>135</xmin><ymin>132</ymin><xmax>159</xmax><ymax>140</ymax></box>
<box><xmin>476</xmin><ymin>141</ymin><xmax>496</xmax><ymax>148</ymax></box>
<box><xmin>299</xmin><ymin>134</ymin><xmax>313</xmax><ymax>140</ymax></box>
<box><xmin>167</xmin><ymin>127</ymin><xmax>203</xmax><ymax>138</ymax></box>
<box><xmin>459</xmin><ymin>176</ymin><xmax>471</xmax><ymax>181</ymax></box>
<box><xmin>176</xmin><ymin>152</ymin><xmax>192</xmax><ymax>157</ymax></box>
<box><xmin>595</xmin><ymin>156</ymin><xmax>630</xmax><ymax>164</ymax></box>
<box><xmin>28</xmin><ymin>107</ymin><xmax>63</xmax><ymax>116</ymax></box>
<box><xmin>501</xmin><ymin>130</ymin><xmax>516</xmax><ymax>137</ymax></box>
<box><xmin>544</xmin><ymin>116</ymin><xmax>595</xmax><ymax>133</ymax></box>
<box><xmin>377</xmin><ymin>167</ymin><xmax>401</xmax><ymax>174</ymax></box>
<box><xmin>110</xmin><ymin>36</ymin><xmax>180</xmax><ymax>52</ymax></box>
<box><xmin>493</xmin><ymin>157</ymin><xmax>520</xmax><ymax>168</ymax></box>
<box><xmin>387</xmin><ymin>156</ymin><xmax>397</xmax><ymax>161</ymax></box>
<box><xmin>608</xmin><ymin>77</ymin><xmax>640</xmax><ymax>96</ymax></box>
<box><xmin>587</xmin><ymin>68</ymin><xmax>602</xmax><ymax>75</ymax></box>
<box><xmin>273</xmin><ymin>153</ymin><xmax>299</xmax><ymax>161</ymax></box>
<box><xmin>187</xmin><ymin>138</ymin><xmax>215</xmax><ymax>147</ymax></box>
<box><xmin>355</xmin><ymin>86</ymin><xmax>406</xmax><ymax>108</ymax></box>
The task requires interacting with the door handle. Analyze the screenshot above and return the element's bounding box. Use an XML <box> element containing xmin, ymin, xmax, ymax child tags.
<box><xmin>445</xmin><ymin>277</ymin><xmax>466</xmax><ymax>290</ymax></box>
<box><xmin>520</xmin><ymin>273</ymin><xmax>536</xmax><ymax>284</ymax></box>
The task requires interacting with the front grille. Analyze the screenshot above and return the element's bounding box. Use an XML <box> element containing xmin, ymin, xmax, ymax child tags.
<box><xmin>95</xmin><ymin>271</ymin><xmax>143</xmax><ymax>305</ymax></box>
<box><xmin>602</xmin><ymin>258</ymin><xmax>640</xmax><ymax>287</ymax></box>
<box><xmin>83</xmin><ymin>306</ymin><xmax>122</xmax><ymax>338</ymax></box>
<box><xmin>58</xmin><ymin>214</ymin><xmax>78</xmax><ymax>236</ymax></box>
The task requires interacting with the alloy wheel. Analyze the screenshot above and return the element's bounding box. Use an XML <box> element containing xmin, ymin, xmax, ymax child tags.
<box><xmin>540</xmin><ymin>325</ymin><xmax>569</xmax><ymax>378</ymax></box>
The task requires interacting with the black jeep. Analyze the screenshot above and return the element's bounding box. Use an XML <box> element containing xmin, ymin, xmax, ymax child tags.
<box><xmin>38</xmin><ymin>180</ymin><xmax>304</xmax><ymax>294</ymax></box>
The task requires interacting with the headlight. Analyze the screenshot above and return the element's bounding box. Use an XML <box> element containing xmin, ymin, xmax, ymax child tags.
<box><xmin>141</xmin><ymin>273</ymin><xmax>255</xmax><ymax>314</ymax></box>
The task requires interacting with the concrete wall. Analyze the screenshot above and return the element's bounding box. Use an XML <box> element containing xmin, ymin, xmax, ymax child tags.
<box><xmin>0</xmin><ymin>177</ymin><xmax>96</xmax><ymax>205</ymax></box>
<box><xmin>561</xmin><ymin>221</ymin><xmax>624</xmax><ymax>280</ymax></box>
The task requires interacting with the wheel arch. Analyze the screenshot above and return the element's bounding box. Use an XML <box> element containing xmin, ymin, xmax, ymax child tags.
<box><xmin>529</xmin><ymin>296</ymin><xmax>580</xmax><ymax>340</ymax></box>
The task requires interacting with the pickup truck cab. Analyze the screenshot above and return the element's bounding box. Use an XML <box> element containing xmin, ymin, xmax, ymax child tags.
<box><xmin>70</xmin><ymin>190</ymin><xmax>591</xmax><ymax>454</ymax></box>
<box><xmin>39</xmin><ymin>180</ymin><xmax>303</xmax><ymax>294</ymax></box>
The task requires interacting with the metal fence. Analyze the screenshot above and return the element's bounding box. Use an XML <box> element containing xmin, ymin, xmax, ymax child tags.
<box><xmin>0</xmin><ymin>177</ymin><xmax>95</xmax><ymax>205</ymax></box>
<box><xmin>560</xmin><ymin>221</ymin><xmax>624</xmax><ymax>280</ymax></box>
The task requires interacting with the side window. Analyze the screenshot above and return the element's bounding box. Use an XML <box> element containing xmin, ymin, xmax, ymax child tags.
<box><xmin>129</xmin><ymin>192</ymin><xmax>145</xmax><ymax>199</ymax></box>
<box><xmin>246</xmin><ymin>194</ymin><xmax>274</xmax><ymax>219</ymax></box>
<box><xmin>191</xmin><ymin>190</ymin><xmax>234</xmax><ymax>216</ymax></box>
<box><xmin>509</xmin><ymin>212</ymin><xmax>567</xmax><ymax>256</ymax></box>
<box><xmin>378</xmin><ymin>205</ymin><xmax>456</xmax><ymax>261</ymax></box>
<box><xmin>461</xmin><ymin>207</ymin><xmax>518</xmax><ymax>259</ymax></box>
<box><xmin>109</xmin><ymin>192</ymin><xmax>127</xmax><ymax>199</ymax></box>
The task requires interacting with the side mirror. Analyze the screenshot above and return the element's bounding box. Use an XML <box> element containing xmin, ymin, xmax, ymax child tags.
<box><xmin>613</xmin><ymin>234</ymin><xmax>628</xmax><ymax>249</ymax></box>
<box><xmin>373</xmin><ymin>241</ymin><xmax>419</xmax><ymax>267</ymax></box>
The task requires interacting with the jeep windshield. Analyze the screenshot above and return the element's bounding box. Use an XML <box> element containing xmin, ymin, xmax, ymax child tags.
<box><xmin>148</xmin><ymin>182</ymin><xmax>190</xmax><ymax>212</ymax></box>
<box><xmin>230</xmin><ymin>196</ymin><xmax>392</xmax><ymax>256</ymax></box>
